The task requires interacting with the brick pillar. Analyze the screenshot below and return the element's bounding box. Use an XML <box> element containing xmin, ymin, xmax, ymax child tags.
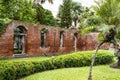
<box><xmin>45</xmin><ymin>28</ymin><xmax>60</xmax><ymax>55</ymax></box>
<box><xmin>0</xmin><ymin>22</ymin><xmax>14</xmax><ymax>58</ymax></box>
<box><xmin>26</xmin><ymin>26</ymin><xmax>41</xmax><ymax>56</ymax></box>
<box><xmin>64</xmin><ymin>30</ymin><xmax>74</xmax><ymax>53</ymax></box>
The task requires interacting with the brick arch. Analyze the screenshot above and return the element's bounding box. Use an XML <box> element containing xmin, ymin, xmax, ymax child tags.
<box><xmin>15</xmin><ymin>25</ymin><xmax>27</xmax><ymax>31</ymax></box>
<box><xmin>12</xmin><ymin>21</ymin><xmax>30</xmax><ymax>29</ymax></box>
<box><xmin>14</xmin><ymin>25</ymin><xmax>27</xmax><ymax>54</ymax></box>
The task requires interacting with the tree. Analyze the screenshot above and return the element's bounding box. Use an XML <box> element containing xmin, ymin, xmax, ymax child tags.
<box><xmin>60</xmin><ymin>0</ymin><xmax>72</xmax><ymax>28</ymax></box>
<box><xmin>71</xmin><ymin>2</ymin><xmax>83</xmax><ymax>27</ymax></box>
<box><xmin>35</xmin><ymin>4</ymin><xmax>46</xmax><ymax>24</ymax></box>
<box><xmin>33</xmin><ymin>0</ymin><xmax>55</xmax><ymax>26</ymax></box>
<box><xmin>88</xmin><ymin>0</ymin><xmax>120</xmax><ymax>80</ymax></box>
<box><xmin>33</xmin><ymin>0</ymin><xmax>53</xmax><ymax>4</ymax></box>
<box><xmin>77</xmin><ymin>7</ymin><xmax>101</xmax><ymax>35</ymax></box>
<box><xmin>0</xmin><ymin>0</ymin><xmax>55</xmax><ymax>26</ymax></box>
<box><xmin>57</xmin><ymin>1</ymin><xmax>83</xmax><ymax>27</ymax></box>
<box><xmin>0</xmin><ymin>0</ymin><xmax>36</xmax><ymax>22</ymax></box>
<box><xmin>57</xmin><ymin>5</ymin><xmax>63</xmax><ymax>19</ymax></box>
<box><xmin>44</xmin><ymin>9</ymin><xmax>56</xmax><ymax>26</ymax></box>
<box><xmin>35</xmin><ymin>4</ymin><xmax>55</xmax><ymax>26</ymax></box>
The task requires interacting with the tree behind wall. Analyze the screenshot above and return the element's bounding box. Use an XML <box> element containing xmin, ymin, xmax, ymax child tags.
<box><xmin>44</xmin><ymin>9</ymin><xmax>56</xmax><ymax>26</ymax></box>
<box><xmin>61</xmin><ymin>0</ymin><xmax>72</xmax><ymax>28</ymax></box>
<box><xmin>0</xmin><ymin>0</ymin><xmax>55</xmax><ymax>26</ymax></box>
<box><xmin>71</xmin><ymin>1</ymin><xmax>83</xmax><ymax>27</ymax></box>
<box><xmin>35</xmin><ymin>4</ymin><xmax>46</xmax><ymax>24</ymax></box>
<box><xmin>35</xmin><ymin>4</ymin><xmax>56</xmax><ymax>26</ymax></box>
<box><xmin>0</xmin><ymin>0</ymin><xmax>36</xmax><ymax>23</ymax></box>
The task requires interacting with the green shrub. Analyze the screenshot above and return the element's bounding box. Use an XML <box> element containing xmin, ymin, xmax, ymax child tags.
<box><xmin>0</xmin><ymin>63</ymin><xmax>16</xmax><ymax>80</ymax></box>
<box><xmin>0</xmin><ymin>18</ymin><xmax>12</xmax><ymax>36</ymax></box>
<box><xmin>0</xmin><ymin>50</ymin><xmax>114</xmax><ymax>80</ymax></box>
<box><xmin>52</xmin><ymin>50</ymin><xmax>114</xmax><ymax>68</ymax></box>
<box><xmin>14</xmin><ymin>62</ymin><xmax>35</xmax><ymax>78</ymax></box>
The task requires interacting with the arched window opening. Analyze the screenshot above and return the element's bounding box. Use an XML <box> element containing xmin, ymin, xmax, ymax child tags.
<box><xmin>41</xmin><ymin>28</ymin><xmax>48</xmax><ymax>48</ymax></box>
<box><xmin>73</xmin><ymin>33</ymin><xmax>78</xmax><ymax>52</ymax></box>
<box><xmin>60</xmin><ymin>31</ymin><xmax>64</xmax><ymax>48</ymax></box>
<box><xmin>14</xmin><ymin>26</ymin><xmax>27</xmax><ymax>54</ymax></box>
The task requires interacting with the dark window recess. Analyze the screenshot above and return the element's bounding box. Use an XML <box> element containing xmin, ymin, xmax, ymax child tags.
<box><xmin>14</xmin><ymin>26</ymin><xmax>26</xmax><ymax>54</ymax></box>
<box><xmin>41</xmin><ymin>28</ymin><xmax>48</xmax><ymax>48</ymax></box>
<box><xmin>73</xmin><ymin>33</ymin><xmax>78</xmax><ymax>52</ymax></box>
<box><xmin>60</xmin><ymin>31</ymin><xmax>64</xmax><ymax>47</ymax></box>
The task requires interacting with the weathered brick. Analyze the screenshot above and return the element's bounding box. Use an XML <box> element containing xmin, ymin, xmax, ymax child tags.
<box><xmin>0</xmin><ymin>20</ymin><xmax>109</xmax><ymax>58</ymax></box>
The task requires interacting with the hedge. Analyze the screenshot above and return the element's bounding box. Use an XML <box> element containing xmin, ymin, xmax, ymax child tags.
<box><xmin>0</xmin><ymin>50</ymin><xmax>114</xmax><ymax>80</ymax></box>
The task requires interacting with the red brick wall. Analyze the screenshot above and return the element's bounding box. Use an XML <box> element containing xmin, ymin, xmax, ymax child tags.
<box><xmin>26</xmin><ymin>26</ymin><xmax>41</xmax><ymax>56</ymax></box>
<box><xmin>0</xmin><ymin>20</ymin><xmax>110</xmax><ymax>58</ymax></box>
<box><xmin>0</xmin><ymin>22</ymin><xmax>14</xmax><ymax>58</ymax></box>
<box><xmin>83</xmin><ymin>33</ymin><xmax>99</xmax><ymax>50</ymax></box>
<box><xmin>64</xmin><ymin>29</ymin><xmax>76</xmax><ymax>53</ymax></box>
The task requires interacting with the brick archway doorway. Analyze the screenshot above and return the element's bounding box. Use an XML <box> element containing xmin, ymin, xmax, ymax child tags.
<box><xmin>14</xmin><ymin>26</ymin><xmax>27</xmax><ymax>54</ymax></box>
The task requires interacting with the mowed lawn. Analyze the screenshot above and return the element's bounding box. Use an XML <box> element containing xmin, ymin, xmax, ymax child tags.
<box><xmin>21</xmin><ymin>65</ymin><xmax>120</xmax><ymax>80</ymax></box>
<box><xmin>0</xmin><ymin>56</ymin><xmax>50</xmax><ymax>62</ymax></box>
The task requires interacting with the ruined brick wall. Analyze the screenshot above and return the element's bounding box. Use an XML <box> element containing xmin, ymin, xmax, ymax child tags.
<box><xmin>26</xmin><ymin>26</ymin><xmax>41</xmax><ymax>56</ymax></box>
<box><xmin>77</xmin><ymin>33</ymin><xmax>110</xmax><ymax>51</ymax></box>
<box><xmin>63</xmin><ymin>28</ymin><xmax>77</xmax><ymax>53</ymax></box>
<box><xmin>82</xmin><ymin>33</ymin><xmax>99</xmax><ymax>50</ymax></box>
<box><xmin>46</xmin><ymin>28</ymin><xmax>61</xmax><ymax>55</ymax></box>
<box><xmin>0</xmin><ymin>21</ymin><xmax>39</xmax><ymax>57</ymax></box>
<box><xmin>0</xmin><ymin>20</ymin><xmax>110</xmax><ymax>58</ymax></box>
<box><xmin>0</xmin><ymin>22</ymin><xmax>14</xmax><ymax>58</ymax></box>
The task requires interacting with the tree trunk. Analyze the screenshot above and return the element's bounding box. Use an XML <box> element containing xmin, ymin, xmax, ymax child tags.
<box><xmin>109</xmin><ymin>40</ymin><xmax>120</xmax><ymax>68</ymax></box>
<box><xmin>88</xmin><ymin>42</ymin><xmax>104</xmax><ymax>80</ymax></box>
<box><xmin>110</xmin><ymin>48</ymin><xmax>120</xmax><ymax>68</ymax></box>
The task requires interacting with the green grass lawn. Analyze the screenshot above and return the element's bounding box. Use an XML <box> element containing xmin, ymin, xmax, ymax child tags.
<box><xmin>0</xmin><ymin>50</ymin><xmax>116</xmax><ymax>80</ymax></box>
<box><xmin>0</xmin><ymin>56</ymin><xmax>50</xmax><ymax>62</ymax></box>
<box><xmin>21</xmin><ymin>65</ymin><xmax>120</xmax><ymax>80</ymax></box>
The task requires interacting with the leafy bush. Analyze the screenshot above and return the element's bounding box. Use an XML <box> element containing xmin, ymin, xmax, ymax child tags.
<box><xmin>0</xmin><ymin>18</ymin><xmax>12</xmax><ymax>36</ymax></box>
<box><xmin>0</xmin><ymin>50</ymin><xmax>114</xmax><ymax>80</ymax></box>
<box><xmin>52</xmin><ymin>50</ymin><xmax>114</xmax><ymax>68</ymax></box>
